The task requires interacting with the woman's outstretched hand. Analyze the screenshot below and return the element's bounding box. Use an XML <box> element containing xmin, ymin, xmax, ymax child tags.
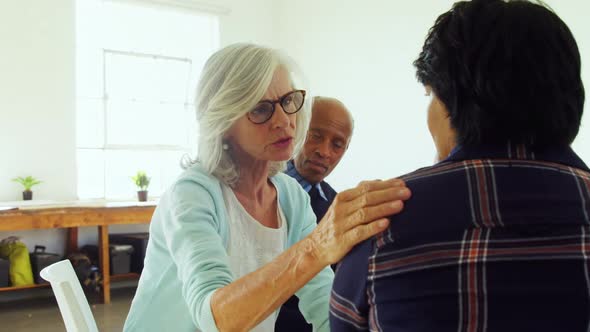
<box><xmin>308</xmin><ymin>178</ymin><xmax>411</xmax><ymax>266</ymax></box>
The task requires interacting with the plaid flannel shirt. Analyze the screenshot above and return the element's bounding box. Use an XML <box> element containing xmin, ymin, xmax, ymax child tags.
<box><xmin>330</xmin><ymin>143</ymin><xmax>590</xmax><ymax>332</ymax></box>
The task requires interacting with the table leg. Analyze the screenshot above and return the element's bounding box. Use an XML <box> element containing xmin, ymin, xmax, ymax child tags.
<box><xmin>66</xmin><ymin>227</ymin><xmax>78</xmax><ymax>254</ymax></box>
<box><xmin>98</xmin><ymin>225</ymin><xmax>110</xmax><ymax>304</ymax></box>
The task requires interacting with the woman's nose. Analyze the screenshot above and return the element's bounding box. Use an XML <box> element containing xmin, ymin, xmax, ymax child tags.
<box><xmin>270</xmin><ymin>103</ymin><xmax>290</xmax><ymax>128</ymax></box>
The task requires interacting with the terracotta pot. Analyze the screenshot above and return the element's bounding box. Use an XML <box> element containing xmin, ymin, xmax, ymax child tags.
<box><xmin>23</xmin><ymin>190</ymin><xmax>33</xmax><ymax>200</ymax></box>
<box><xmin>137</xmin><ymin>190</ymin><xmax>148</xmax><ymax>202</ymax></box>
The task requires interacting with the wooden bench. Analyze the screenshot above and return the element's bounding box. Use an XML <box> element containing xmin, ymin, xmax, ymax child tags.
<box><xmin>0</xmin><ymin>201</ymin><xmax>155</xmax><ymax>304</ymax></box>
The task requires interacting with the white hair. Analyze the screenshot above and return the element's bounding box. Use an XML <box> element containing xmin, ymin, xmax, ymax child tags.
<box><xmin>184</xmin><ymin>43</ymin><xmax>311</xmax><ymax>186</ymax></box>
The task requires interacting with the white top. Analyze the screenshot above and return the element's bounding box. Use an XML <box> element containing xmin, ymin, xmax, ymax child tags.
<box><xmin>221</xmin><ymin>183</ymin><xmax>288</xmax><ymax>332</ymax></box>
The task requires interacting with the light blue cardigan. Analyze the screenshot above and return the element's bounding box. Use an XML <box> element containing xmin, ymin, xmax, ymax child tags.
<box><xmin>123</xmin><ymin>164</ymin><xmax>334</xmax><ymax>332</ymax></box>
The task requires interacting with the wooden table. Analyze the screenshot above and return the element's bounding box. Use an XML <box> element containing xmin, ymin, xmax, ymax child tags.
<box><xmin>0</xmin><ymin>201</ymin><xmax>156</xmax><ymax>303</ymax></box>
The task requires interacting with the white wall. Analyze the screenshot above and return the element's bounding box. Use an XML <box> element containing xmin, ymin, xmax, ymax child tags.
<box><xmin>217</xmin><ymin>0</ymin><xmax>275</xmax><ymax>46</ymax></box>
<box><xmin>0</xmin><ymin>0</ymin><xmax>77</xmax><ymax>202</ymax></box>
<box><xmin>275</xmin><ymin>0</ymin><xmax>590</xmax><ymax>191</ymax></box>
<box><xmin>0</xmin><ymin>0</ymin><xmax>77</xmax><ymax>257</ymax></box>
<box><xmin>0</xmin><ymin>0</ymin><xmax>276</xmax><ymax>255</ymax></box>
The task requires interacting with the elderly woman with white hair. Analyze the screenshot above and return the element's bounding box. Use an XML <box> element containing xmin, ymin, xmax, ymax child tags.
<box><xmin>123</xmin><ymin>43</ymin><xmax>410</xmax><ymax>332</ymax></box>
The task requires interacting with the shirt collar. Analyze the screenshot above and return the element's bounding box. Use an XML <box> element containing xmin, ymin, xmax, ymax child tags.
<box><xmin>441</xmin><ymin>142</ymin><xmax>589</xmax><ymax>171</ymax></box>
<box><xmin>286</xmin><ymin>160</ymin><xmax>329</xmax><ymax>201</ymax></box>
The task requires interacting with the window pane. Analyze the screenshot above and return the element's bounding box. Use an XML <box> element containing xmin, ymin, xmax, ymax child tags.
<box><xmin>104</xmin><ymin>150</ymin><xmax>185</xmax><ymax>199</ymax></box>
<box><xmin>76</xmin><ymin>0</ymin><xmax>218</xmax><ymax>200</ymax></box>
<box><xmin>105</xmin><ymin>100</ymin><xmax>189</xmax><ymax>146</ymax></box>
<box><xmin>77</xmin><ymin>98</ymin><xmax>104</xmax><ymax>148</ymax></box>
<box><xmin>76</xmin><ymin>0</ymin><xmax>104</xmax><ymax>48</ymax></box>
<box><xmin>101</xmin><ymin>1</ymin><xmax>219</xmax><ymax>58</ymax></box>
<box><xmin>105</xmin><ymin>53</ymin><xmax>191</xmax><ymax>102</ymax></box>
<box><xmin>76</xmin><ymin>47</ymin><xmax>104</xmax><ymax>99</ymax></box>
<box><xmin>77</xmin><ymin>149</ymin><xmax>105</xmax><ymax>199</ymax></box>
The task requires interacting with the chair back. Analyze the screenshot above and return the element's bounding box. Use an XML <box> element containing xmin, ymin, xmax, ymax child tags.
<box><xmin>40</xmin><ymin>259</ymin><xmax>99</xmax><ymax>332</ymax></box>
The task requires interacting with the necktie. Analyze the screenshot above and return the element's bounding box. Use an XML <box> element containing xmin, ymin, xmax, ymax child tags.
<box><xmin>308</xmin><ymin>186</ymin><xmax>323</xmax><ymax>221</ymax></box>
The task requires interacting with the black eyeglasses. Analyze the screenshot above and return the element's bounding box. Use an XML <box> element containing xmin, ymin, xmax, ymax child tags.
<box><xmin>247</xmin><ymin>90</ymin><xmax>306</xmax><ymax>124</ymax></box>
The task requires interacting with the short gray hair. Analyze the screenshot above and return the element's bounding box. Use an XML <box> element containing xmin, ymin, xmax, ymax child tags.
<box><xmin>185</xmin><ymin>43</ymin><xmax>311</xmax><ymax>186</ymax></box>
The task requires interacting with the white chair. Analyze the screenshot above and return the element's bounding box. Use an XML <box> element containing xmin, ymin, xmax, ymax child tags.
<box><xmin>40</xmin><ymin>259</ymin><xmax>99</xmax><ymax>332</ymax></box>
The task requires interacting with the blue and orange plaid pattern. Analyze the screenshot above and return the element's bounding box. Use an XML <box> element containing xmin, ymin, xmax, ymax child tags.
<box><xmin>330</xmin><ymin>143</ymin><xmax>590</xmax><ymax>331</ymax></box>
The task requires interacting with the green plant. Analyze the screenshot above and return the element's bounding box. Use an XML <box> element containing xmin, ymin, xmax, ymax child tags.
<box><xmin>131</xmin><ymin>171</ymin><xmax>151</xmax><ymax>191</ymax></box>
<box><xmin>12</xmin><ymin>176</ymin><xmax>42</xmax><ymax>191</ymax></box>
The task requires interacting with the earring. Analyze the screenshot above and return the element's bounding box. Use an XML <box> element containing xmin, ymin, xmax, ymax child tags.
<box><xmin>222</xmin><ymin>143</ymin><xmax>229</xmax><ymax>151</ymax></box>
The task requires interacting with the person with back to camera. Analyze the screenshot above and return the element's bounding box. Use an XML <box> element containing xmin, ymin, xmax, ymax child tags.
<box><xmin>122</xmin><ymin>43</ymin><xmax>411</xmax><ymax>332</ymax></box>
<box><xmin>331</xmin><ymin>0</ymin><xmax>590</xmax><ymax>331</ymax></box>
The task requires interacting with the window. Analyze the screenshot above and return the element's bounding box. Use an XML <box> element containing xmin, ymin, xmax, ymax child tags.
<box><xmin>76</xmin><ymin>0</ymin><xmax>219</xmax><ymax>199</ymax></box>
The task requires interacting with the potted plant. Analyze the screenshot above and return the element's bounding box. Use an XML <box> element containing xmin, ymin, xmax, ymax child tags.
<box><xmin>12</xmin><ymin>176</ymin><xmax>42</xmax><ymax>201</ymax></box>
<box><xmin>131</xmin><ymin>171</ymin><xmax>151</xmax><ymax>202</ymax></box>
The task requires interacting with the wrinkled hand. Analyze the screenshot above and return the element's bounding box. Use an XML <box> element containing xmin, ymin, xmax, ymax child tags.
<box><xmin>308</xmin><ymin>178</ymin><xmax>411</xmax><ymax>266</ymax></box>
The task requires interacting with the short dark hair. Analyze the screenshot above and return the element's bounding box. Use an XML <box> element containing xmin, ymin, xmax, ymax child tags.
<box><xmin>414</xmin><ymin>0</ymin><xmax>585</xmax><ymax>147</ymax></box>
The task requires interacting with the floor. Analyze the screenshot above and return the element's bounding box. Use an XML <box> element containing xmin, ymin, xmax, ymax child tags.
<box><xmin>0</xmin><ymin>287</ymin><xmax>136</xmax><ymax>332</ymax></box>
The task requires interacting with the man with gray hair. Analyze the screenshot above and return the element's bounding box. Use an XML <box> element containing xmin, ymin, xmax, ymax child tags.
<box><xmin>286</xmin><ymin>96</ymin><xmax>354</xmax><ymax>223</ymax></box>
<box><xmin>276</xmin><ymin>96</ymin><xmax>354</xmax><ymax>332</ymax></box>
